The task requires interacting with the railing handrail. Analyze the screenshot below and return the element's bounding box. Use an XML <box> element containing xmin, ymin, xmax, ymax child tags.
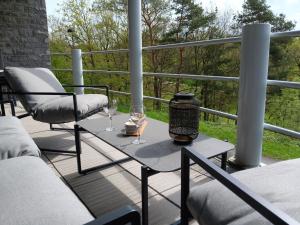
<box><xmin>50</xmin><ymin>30</ymin><xmax>300</xmax><ymax>56</ymax></box>
<box><xmin>82</xmin><ymin>49</ymin><xmax>129</xmax><ymax>54</ymax></box>
<box><xmin>142</xmin><ymin>37</ymin><xmax>241</xmax><ymax>50</ymax></box>
<box><xmin>51</xmin><ymin>52</ymin><xmax>72</xmax><ymax>56</ymax></box>
<box><xmin>87</xmin><ymin>87</ymin><xmax>300</xmax><ymax>139</ymax></box>
<box><xmin>52</xmin><ymin>68</ymin><xmax>300</xmax><ymax>89</ymax></box>
<box><xmin>270</xmin><ymin>30</ymin><xmax>300</xmax><ymax>38</ymax></box>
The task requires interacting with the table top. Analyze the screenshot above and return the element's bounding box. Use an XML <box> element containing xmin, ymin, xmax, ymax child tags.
<box><xmin>78</xmin><ymin>113</ymin><xmax>235</xmax><ymax>172</ymax></box>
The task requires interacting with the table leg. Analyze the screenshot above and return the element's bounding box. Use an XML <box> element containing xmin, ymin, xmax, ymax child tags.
<box><xmin>0</xmin><ymin>103</ymin><xmax>4</xmax><ymax>116</ymax></box>
<box><xmin>221</xmin><ymin>152</ymin><xmax>227</xmax><ymax>171</ymax></box>
<box><xmin>181</xmin><ymin>150</ymin><xmax>191</xmax><ymax>225</ymax></box>
<box><xmin>141</xmin><ymin>166</ymin><xmax>149</xmax><ymax>225</ymax></box>
<box><xmin>76</xmin><ymin>127</ymin><xmax>133</xmax><ymax>175</ymax></box>
<box><xmin>141</xmin><ymin>166</ymin><xmax>159</xmax><ymax>225</ymax></box>
<box><xmin>10</xmin><ymin>100</ymin><xmax>15</xmax><ymax>116</ymax></box>
<box><xmin>74</xmin><ymin>124</ymin><xmax>82</xmax><ymax>174</ymax></box>
<box><xmin>0</xmin><ymin>84</ymin><xmax>4</xmax><ymax>116</ymax></box>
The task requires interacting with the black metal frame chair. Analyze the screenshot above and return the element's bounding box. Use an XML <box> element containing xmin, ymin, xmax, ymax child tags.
<box><xmin>85</xmin><ymin>205</ymin><xmax>140</xmax><ymax>225</ymax></box>
<box><xmin>3</xmin><ymin>84</ymin><xmax>109</xmax><ymax>174</ymax></box>
<box><xmin>0</xmin><ymin>75</ymin><xmax>15</xmax><ymax>116</ymax></box>
<box><xmin>0</xmin><ymin>52</ymin><xmax>15</xmax><ymax>116</ymax></box>
<box><xmin>180</xmin><ymin>146</ymin><xmax>299</xmax><ymax>225</ymax></box>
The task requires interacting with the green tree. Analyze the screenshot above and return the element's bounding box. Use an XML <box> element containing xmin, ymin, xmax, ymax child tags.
<box><xmin>195</xmin><ymin>12</ymin><xmax>239</xmax><ymax>121</ymax></box>
<box><xmin>142</xmin><ymin>0</ymin><xmax>171</xmax><ymax>109</ymax></box>
<box><xmin>49</xmin><ymin>0</ymin><xmax>131</xmax><ymax>93</ymax></box>
<box><xmin>56</xmin><ymin>0</ymin><xmax>99</xmax><ymax>70</ymax></box>
<box><xmin>233</xmin><ymin>0</ymin><xmax>295</xmax><ymax>32</ymax></box>
<box><xmin>233</xmin><ymin>0</ymin><xmax>296</xmax><ymax>81</ymax></box>
<box><xmin>165</xmin><ymin>0</ymin><xmax>216</xmax><ymax>93</ymax></box>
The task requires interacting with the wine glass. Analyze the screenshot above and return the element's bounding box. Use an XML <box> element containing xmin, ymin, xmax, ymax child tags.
<box><xmin>103</xmin><ymin>99</ymin><xmax>117</xmax><ymax>131</ymax></box>
<box><xmin>130</xmin><ymin>105</ymin><xmax>146</xmax><ymax>144</ymax></box>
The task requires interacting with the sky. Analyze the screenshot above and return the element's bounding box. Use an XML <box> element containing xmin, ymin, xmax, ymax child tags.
<box><xmin>45</xmin><ymin>0</ymin><xmax>300</xmax><ymax>29</ymax></box>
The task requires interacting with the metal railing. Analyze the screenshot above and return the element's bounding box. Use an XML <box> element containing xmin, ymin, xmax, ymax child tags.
<box><xmin>103</xmin><ymin>89</ymin><xmax>299</xmax><ymax>139</ymax></box>
<box><xmin>50</xmin><ymin>29</ymin><xmax>300</xmax><ymax>53</ymax></box>
<box><xmin>50</xmin><ymin>29</ymin><xmax>300</xmax><ymax>140</ymax></box>
<box><xmin>52</xmin><ymin>69</ymin><xmax>300</xmax><ymax>89</ymax></box>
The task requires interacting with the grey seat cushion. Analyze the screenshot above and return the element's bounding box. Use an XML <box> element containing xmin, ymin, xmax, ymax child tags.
<box><xmin>187</xmin><ymin>158</ymin><xmax>300</xmax><ymax>225</ymax></box>
<box><xmin>5</xmin><ymin>67</ymin><xmax>66</xmax><ymax>112</ymax></box>
<box><xmin>0</xmin><ymin>156</ymin><xmax>94</xmax><ymax>225</ymax></box>
<box><xmin>5</xmin><ymin>67</ymin><xmax>108</xmax><ymax>123</ymax></box>
<box><xmin>33</xmin><ymin>94</ymin><xmax>108</xmax><ymax>123</ymax></box>
<box><xmin>0</xmin><ymin>116</ymin><xmax>40</xmax><ymax>160</ymax></box>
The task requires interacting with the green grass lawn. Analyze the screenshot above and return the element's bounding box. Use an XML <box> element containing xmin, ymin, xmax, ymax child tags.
<box><xmin>118</xmin><ymin>104</ymin><xmax>300</xmax><ymax>160</ymax></box>
<box><xmin>200</xmin><ymin>121</ymin><xmax>300</xmax><ymax>160</ymax></box>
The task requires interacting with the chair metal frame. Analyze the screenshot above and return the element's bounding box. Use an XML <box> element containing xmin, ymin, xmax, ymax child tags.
<box><xmin>180</xmin><ymin>146</ymin><xmax>299</xmax><ymax>225</ymax></box>
<box><xmin>85</xmin><ymin>205</ymin><xmax>140</xmax><ymax>225</ymax></box>
<box><xmin>0</xmin><ymin>77</ymin><xmax>15</xmax><ymax>116</ymax></box>
<box><xmin>2</xmin><ymin>84</ymin><xmax>109</xmax><ymax>174</ymax></box>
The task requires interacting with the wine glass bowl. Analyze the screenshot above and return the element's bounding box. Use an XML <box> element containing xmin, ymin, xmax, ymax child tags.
<box><xmin>104</xmin><ymin>99</ymin><xmax>117</xmax><ymax>131</ymax></box>
<box><xmin>130</xmin><ymin>106</ymin><xmax>146</xmax><ymax>144</ymax></box>
<box><xmin>103</xmin><ymin>106</ymin><xmax>109</xmax><ymax>114</ymax></box>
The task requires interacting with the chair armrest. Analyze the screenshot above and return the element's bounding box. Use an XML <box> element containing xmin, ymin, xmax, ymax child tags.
<box><xmin>62</xmin><ymin>84</ymin><xmax>109</xmax><ymax>89</ymax></box>
<box><xmin>62</xmin><ymin>84</ymin><xmax>110</xmax><ymax>97</ymax></box>
<box><xmin>84</xmin><ymin>206</ymin><xmax>140</xmax><ymax>225</ymax></box>
<box><xmin>2</xmin><ymin>91</ymin><xmax>79</xmax><ymax>121</ymax></box>
<box><xmin>1</xmin><ymin>91</ymin><xmax>75</xmax><ymax>96</ymax></box>
<box><xmin>181</xmin><ymin>146</ymin><xmax>299</xmax><ymax>225</ymax></box>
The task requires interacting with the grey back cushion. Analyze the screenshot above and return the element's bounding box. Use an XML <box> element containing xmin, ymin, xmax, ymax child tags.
<box><xmin>5</xmin><ymin>67</ymin><xmax>65</xmax><ymax>112</ymax></box>
<box><xmin>0</xmin><ymin>116</ymin><xmax>40</xmax><ymax>160</ymax></box>
<box><xmin>187</xmin><ymin>158</ymin><xmax>300</xmax><ymax>225</ymax></box>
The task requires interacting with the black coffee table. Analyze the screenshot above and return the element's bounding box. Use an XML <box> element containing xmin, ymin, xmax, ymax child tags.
<box><xmin>77</xmin><ymin>113</ymin><xmax>234</xmax><ymax>225</ymax></box>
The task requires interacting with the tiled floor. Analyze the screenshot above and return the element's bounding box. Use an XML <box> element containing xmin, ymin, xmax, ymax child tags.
<box><xmin>6</xmin><ymin>104</ymin><xmax>233</xmax><ymax>225</ymax></box>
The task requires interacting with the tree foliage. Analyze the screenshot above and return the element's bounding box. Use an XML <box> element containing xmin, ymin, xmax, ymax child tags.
<box><xmin>48</xmin><ymin>0</ymin><xmax>300</xmax><ymax>131</ymax></box>
<box><xmin>233</xmin><ymin>0</ymin><xmax>295</xmax><ymax>32</ymax></box>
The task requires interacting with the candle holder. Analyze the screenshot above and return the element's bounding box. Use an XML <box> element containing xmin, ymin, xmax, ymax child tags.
<box><xmin>169</xmin><ymin>93</ymin><xmax>200</xmax><ymax>144</ymax></box>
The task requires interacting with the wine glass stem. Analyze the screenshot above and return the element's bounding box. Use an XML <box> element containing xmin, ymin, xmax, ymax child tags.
<box><xmin>109</xmin><ymin>116</ymin><xmax>112</xmax><ymax>129</ymax></box>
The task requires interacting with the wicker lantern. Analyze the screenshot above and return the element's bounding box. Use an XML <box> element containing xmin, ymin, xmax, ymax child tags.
<box><xmin>169</xmin><ymin>93</ymin><xmax>200</xmax><ymax>144</ymax></box>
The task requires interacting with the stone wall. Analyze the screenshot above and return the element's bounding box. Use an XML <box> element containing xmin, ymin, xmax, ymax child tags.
<box><xmin>0</xmin><ymin>0</ymin><xmax>50</xmax><ymax>68</ymax></box>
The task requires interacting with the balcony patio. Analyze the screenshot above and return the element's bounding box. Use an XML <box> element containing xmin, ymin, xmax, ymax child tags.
<box><xmin>1</xmin><ymin>100</ymin><xmax>280</xmax><ymax>225</ymax></box>
<box><xmin>7</xmin><ymin>103</ymin><xmax>207</xmax><ymax>225</ymax></box>
<box><xmin>1</xmin><ymin>1</ymin><xmax>300</xmax><ymax>225</ymax></box>
<box><xmin>1</xmin><ymin>99</ymin><xmax>281</xmax><ymax>225</ymax></box>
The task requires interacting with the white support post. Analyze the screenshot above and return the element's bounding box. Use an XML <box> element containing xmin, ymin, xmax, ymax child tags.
<box><xmin>234</xmin><ymin>24</ymin><xmax>271</xmax><ymax>168</ymax></box>
<box><xmin>128</xmin><ymin>0</ymin><xmax>143</xmax><ymax>113</ymax></box>
<box><xmin>72</xmin><ymin>48</ymin><xmax>84</xmax><ymax>95</ymax></box>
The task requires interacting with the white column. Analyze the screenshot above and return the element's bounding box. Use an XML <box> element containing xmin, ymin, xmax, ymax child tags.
<box><xmin>235</xmin><ymin>23</ymin><xmax>271</xmax><ymax>167</ymax></box>
<box><xmin>128</xmin><ymin>0</ymin><xmax>143</xmax><ymax>113</ymax></box>
<box><xmin>71</xmin><ymin>48</ymin><xmax>84</xmax><ymax>95</ymax></box>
